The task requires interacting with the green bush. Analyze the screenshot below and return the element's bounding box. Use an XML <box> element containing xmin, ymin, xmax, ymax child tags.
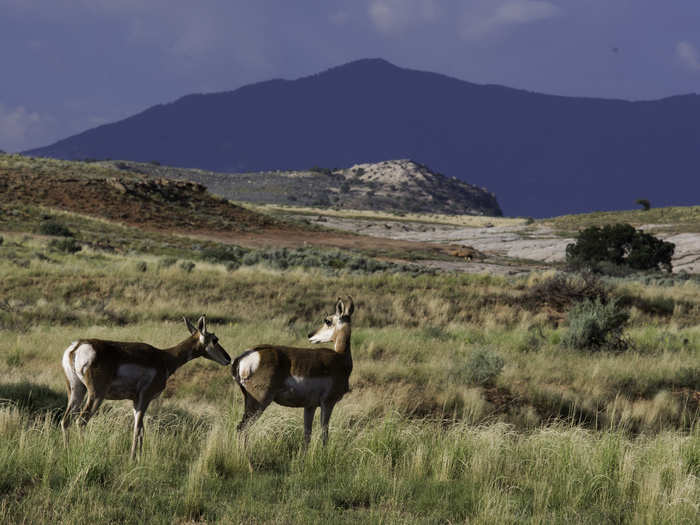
<box><xmin>516</xmin><ymin>329</ymin><xmax>543</xmax><ymax>353</ymax></box>
<box><xmin>225</xmin><ymin>261</ymin><xmax>240</xmax><ymax>272</ymax></box>
<box><xmin>563</xmin><ymin>298</ymin><xmax>630</xmax><ymax>352</ymax></box>
<box><xmin>522</xmin><ymin>272</ymin><xmax>608</xmax><ymax>311</ymax></box>
<box><xmin>158</xmin><ymin>257</ymin><xmax>178</xmax><ymax>269</ymax></box>
<box><xmin>566</xmin><ymin>223</ymin><xmax>674</xmax><ymax>273</ymax></box>
<box><xmin>48</xmin><ymin>238</ymin><xmax>82</xmax><ymax>254</ymax></box>
<box><xmin>458</xmin><ymin>347</ymin><xmax>504</xmax><ymax>386</ymax></box>
<box><xmin>179</xmin><ymin>261</ymin><xmax>195</xmax><ymax>273</ymax></box>
<box><xmin>231</xmin><ymin>246</ymin><xmax>430</xmax><ymax>275</ymax></box>
<box><xmin>201</xmin><ymin>245</ymin><xmax>248</xmax><ymax>263</ymax></box>
<box><xmin>38</xmin><ymin>220</ymin><xmax>74</xmax><ymax>237</ymax></box>
<box><xmin>636</xmin><ymin>198</ymin><xmax>651</xmax><ymax>211</ymax></box>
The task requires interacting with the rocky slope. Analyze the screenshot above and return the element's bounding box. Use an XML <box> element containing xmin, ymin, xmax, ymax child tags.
<box><xmin>102</xmin><ymin>158</ymin><xmax>502</xmax><ymax>216</ymax></box>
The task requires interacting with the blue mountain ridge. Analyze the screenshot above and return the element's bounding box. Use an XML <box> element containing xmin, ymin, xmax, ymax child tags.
<box><xmin>24</xmin><ymin>58</ymin><xmax>700</xmax><ymax>217</ymax></box>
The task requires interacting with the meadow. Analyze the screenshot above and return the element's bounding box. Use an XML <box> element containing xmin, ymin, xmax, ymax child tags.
<box><xmin>1</xmin><ymin>212</ymin><xmax>699</xmax><ymax>523</ymax></box>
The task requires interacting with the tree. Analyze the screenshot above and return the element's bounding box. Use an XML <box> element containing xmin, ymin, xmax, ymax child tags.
<box><xmin>636</xmin><ymin>198</ymin><xmax>651</xmax><ymax>211</ymax></box>
<box><xmin>566</xmin><ymin>223</ymin><xmax>674</xmax><ymax>273</ymax></box>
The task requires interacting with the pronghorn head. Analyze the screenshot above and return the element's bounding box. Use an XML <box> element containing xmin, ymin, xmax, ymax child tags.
<box><xmin>308</xmin><ymin>296</ymin><xmax>354</xmax><ymax>344</ymax></box>
<box><xmin>184</xmin><ymin>315</ymin><xmax>231</xmax><ymax>365</ymax></box>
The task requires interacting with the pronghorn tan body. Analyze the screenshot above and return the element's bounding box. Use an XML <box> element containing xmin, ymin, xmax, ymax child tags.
<box><xmin>60</xmin><ymin>316</ymin><xmax>230</xmax><ymax>459</ymax></box>
<box><xmin>232</xmin><ymin>297</ymin><xmax>354</xmax><ymax>445</ymax></box>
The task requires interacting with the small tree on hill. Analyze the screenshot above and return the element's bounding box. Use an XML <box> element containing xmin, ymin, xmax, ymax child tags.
<box><xmin>636</xmin><ymin>199</ymin><xmax>651</xmax><ymax>211</ymax></box>
<box><xmin>566</xmin><ymin>223</ymin><xmax>674</xmax><ymax>273</ymax></box>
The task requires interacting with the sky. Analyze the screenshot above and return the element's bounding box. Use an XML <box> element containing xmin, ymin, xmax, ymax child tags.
<box><xmin>1</xmin><ymin>0</ymin><xmax>700</xmax><ymax>152</ymax></box>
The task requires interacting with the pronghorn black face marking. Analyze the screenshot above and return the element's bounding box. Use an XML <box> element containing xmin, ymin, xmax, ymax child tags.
<box><xmin>233</xmin><ymin>296</ymin><xmax>355</xmax><ymax>448</ymax></box>
<box><xmin>185</xmin><ymin>315</ymin><xmax>231</xmax><ymax>365</ymax></box>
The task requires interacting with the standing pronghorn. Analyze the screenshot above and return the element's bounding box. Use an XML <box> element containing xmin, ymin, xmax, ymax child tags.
<box><xmin>60</xmin><ymin>316</ymin><xmax>231</xmax><ymax>459</ymax></box>
<box><xmin>232</xmin><ymin>296</ymin><xmax>354</xmax><ymax>446</ymax></box>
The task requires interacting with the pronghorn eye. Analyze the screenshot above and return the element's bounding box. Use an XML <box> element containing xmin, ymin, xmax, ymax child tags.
<box><xmin>324</xmin><ymin>319</ymin><xmax>332</xmax><ymax>326</ymax></box>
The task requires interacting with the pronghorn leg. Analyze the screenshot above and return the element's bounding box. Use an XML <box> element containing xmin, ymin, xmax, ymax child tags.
<box><xmin>236</xmin><ymin>388</ymin><xmax>268</xmax><ymax>433</ymax></box>
<box><xmin>131</xmin><ymin>398</ymin><xmax>150</xmax><ymax>460</ymax></box>
<box><xmin>77</xmin><ymin>392</ymin><xmax>94</xmax><ymax>427</ymax></box>
<box><xmin>236</xmin><ymin>389</ymin><xmax>269</xmax><ymax>473</ymax></box>
<box><xmin>303</xmin><ymin>406</ymin><xmax>316</xmax><ymax>447</ymax></box>
<box><xmin>61</xmin><ymin>380</ymin><xmax>86</xmax><ymax>444</ymax></box>
<box><xmin>320</xmin><ymin>401</ymin><xmax>335</xmax><ymax>447</ymax></box>
<box><xmin>78</xmin><ymin>367</ymin><xmax>108</xmax><ymax>427</ymax></box>
<box><xmin>78</xmin><ymin>391</ymin><xmax>105</xmax><ymax>427</ymax></box>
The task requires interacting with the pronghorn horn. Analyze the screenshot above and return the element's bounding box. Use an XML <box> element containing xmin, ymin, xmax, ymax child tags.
<box><xmin>335</xmin><ymin>297</ymin><xmax>343</xmax><ymax>315</ymax></box>
<box><xmin>184</xmin><ymin>317</ymin><xmax>197</xmax><ymax>335</ymax></box>
<box><xmin>344</xmin><ymin>296</ymin><xmax>354</xmax><ymax>316</ymax></box>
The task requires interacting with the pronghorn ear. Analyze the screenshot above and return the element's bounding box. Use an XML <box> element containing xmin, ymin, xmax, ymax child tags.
<box><xmin>344</xmin><ymin>296</ymin><xmax>354</xmax><ymax>317</ymax></box>
<box><xmin>184</xmin><ymin>317</ymin><xmax>197</xmax><ymax>335</ymax></box>
<box><xmin>335</xmin><ymin>297</ymin><xmax>343</xmax><ymax>316</ymax></box>
<box><xmin>197</xmin><ymin>315</ymin><xmax>207</xmax><ymax>333</ymax></box>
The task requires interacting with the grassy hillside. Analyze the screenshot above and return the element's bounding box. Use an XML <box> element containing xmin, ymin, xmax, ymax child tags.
<box><xmin>545</xmin><ymin>206</ymin><xmax>700</xmax><ymax>234</ymax></box>
<box><xmin>1</xmin><ymin>158</ymin><xmax>698</xmax><ymax>523</ymax></box>
<box><xmin>1</xmin><ymin>228</ymin><xmax>698</xmax><ymax>523</ymax></box>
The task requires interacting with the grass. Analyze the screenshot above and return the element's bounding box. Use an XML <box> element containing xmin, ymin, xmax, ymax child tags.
<box><xmin>240</xmin><ymin>202</ymin><xmax>525</xmax><ymax>227</ymax></box>
<box><xmin>0</xmin><ymin>403</ymin><xmax>697</xmax><ymax>524</ymax></box>
<box><xmin>1</xmin><ymin>192</ymin><xmax>699</xmax><ymax>522</ymax></box>
<box><xmin>545</xmin><ymin>205</ymin><xmax>700</xmax><ymax>234</ymax></box>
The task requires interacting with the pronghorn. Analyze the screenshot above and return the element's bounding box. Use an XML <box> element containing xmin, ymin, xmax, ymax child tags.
<box><xmin>60</xmin><ymin>316</ymin><xmax>231</xmax><ymax>459</ymax></box>
<box><xmin>232</xmin><ymin>296</ymin><xmax>354</xmax><ymax>446</ymax></box>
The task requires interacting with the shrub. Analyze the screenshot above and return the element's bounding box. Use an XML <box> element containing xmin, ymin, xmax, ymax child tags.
<box><xmin>39</xmin><ymin>220</ymin><xmax>73</xmax><ymax>237</ymax></box>
<box><xmin>563</xmin><ymin>298</ymin><xmax>630</xmax><ymax>352</ymax></box>
<box><xmin>225</xmin><ymin>261</ymin><xmax>240</xmax><ymax>272</ymax></box>
<box><xmin>158</xmin><ymin>257</ymin><xmax>178</xmax><ymax>269</ymax></box>
<box><xmin>516</xmin><ymin>329</ymin><xmax>543</xmax><ymax>353</ymax></box>
<box><xmin>566</xmin><ymin>223</ymin><xmax>674</xmax><ymax>273</ymax></box>
<box><xmin>636</xmin><ymin>198</ymin><xmax>651</xmax><ymax>211</ymax></box>
<box><xmin>522</xmin><ymin>272</ymin><xmax>609</xmax><ymax>311</ymax></box>
<box><xmin>135</xmin><ymin>261</ymin><xmax>147</xmax><ymax>272</ymax></box>
<box><xmin>0</xmin><ymin>235</ymin><xmax>3</xmax><ymax>246</ymax></box>
<box><xmin>310</xmin><ymin>166</ymin><xmax>332</xmax><ymax>176</ymax></box>
<box><xmin>179</xmin><ymin>261</ymin><xmax>195</xmax><ymax>273</ymax></box>
<box><xmin>459</xmin><ymin>347</ymin><xmax>504</xmax><ymax>386</ymax></box>
<box><xmin>48</xmin><ymin>238</ymin><xmax>82</xmax><ymax>254</ymax></box>
<box><xmin>201</xmin><ymin>245</ymin><xmax>247</xmax><ymax>263</ymax></box>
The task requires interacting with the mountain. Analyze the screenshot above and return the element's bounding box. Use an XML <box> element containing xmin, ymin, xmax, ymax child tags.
<box><xmin>102</xmin><ymin>158</ymin><xmax>502</xmax><ymax>216</ymax></box>
<box><xmin>24</xmin><ymin>58</ymin><xmax>700</xmax><ymax>217</ymax></box>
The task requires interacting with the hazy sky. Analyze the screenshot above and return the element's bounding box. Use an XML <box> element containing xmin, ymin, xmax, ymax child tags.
<box><xmin>2</xmin><ymin>0</ymin><xmax>700</xmax><ymax>152</ymax></box>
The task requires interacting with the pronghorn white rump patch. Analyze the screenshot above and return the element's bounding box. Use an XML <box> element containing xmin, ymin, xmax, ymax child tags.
<box><xmin>238</xmin><ymin>351</ymin><xmax>260</xmax><ymax>382</ymax></box>
<box><xmin>72</xmin><ymin>343</ymin><xmax>97</xmax><ymax>384</ymax></box>
<box><xmin>61</xmin><ymin>341</ymin><xmax>81</xmax><ymax>388</ymax></box>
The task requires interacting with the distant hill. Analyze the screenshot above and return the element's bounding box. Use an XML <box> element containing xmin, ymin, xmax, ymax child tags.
<box><xmin>0</xmin><ymin>154</ymin><xmax>276</xmax><ymax>235</ymax></box>
<box><xmin>24</xmin><ymin>58</ymin><xmax>700</xmax><ymax>217</ymax></box>
<box><xmin>103</xmin><ymin>159</ymin><xmax>502</xmax><ymax>216</ymax></box>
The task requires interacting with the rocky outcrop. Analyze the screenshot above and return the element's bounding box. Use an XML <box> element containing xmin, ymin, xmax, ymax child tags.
<box><xmin>104</xmin><ymin>159</ymin><xmax>503</xmax><ymax>216</ymax></box>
